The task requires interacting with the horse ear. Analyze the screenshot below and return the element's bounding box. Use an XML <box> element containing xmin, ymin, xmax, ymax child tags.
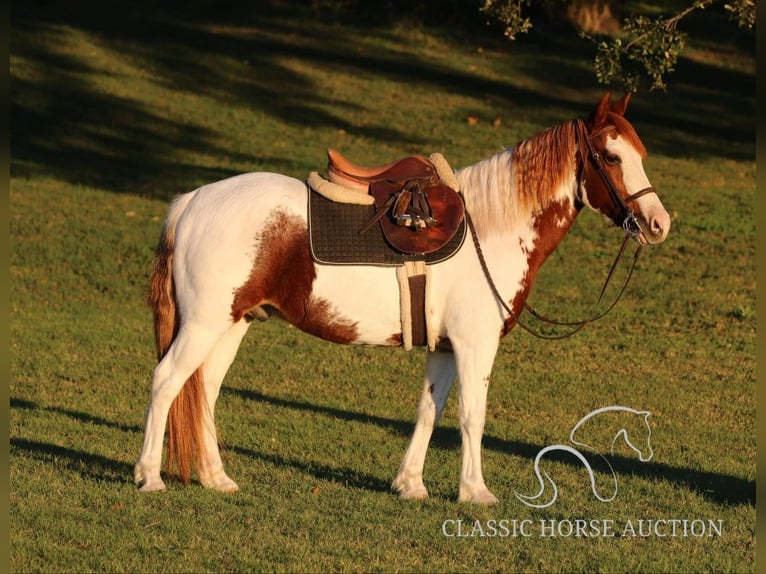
<box><xmin>588</xmin><ymin>92</ymin><xmax>612</xmax><ymax>126</ymax></box>
<box><xmin>611</xmin><ymin>92</ymin><xmax>631</xmax><ymax>116</ymax></box>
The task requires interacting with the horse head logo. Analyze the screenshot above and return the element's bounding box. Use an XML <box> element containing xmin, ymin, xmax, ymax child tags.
<box><xmin>515</xmin><ymin>406</ymin><xmax>653</xmax><ymax>508</ymax></box>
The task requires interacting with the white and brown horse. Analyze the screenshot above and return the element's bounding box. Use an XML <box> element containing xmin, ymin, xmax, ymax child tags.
<box><xmin>134</xmin><ymin>93</ymin><xmax>670</xmax><ymax>504</ymax></box>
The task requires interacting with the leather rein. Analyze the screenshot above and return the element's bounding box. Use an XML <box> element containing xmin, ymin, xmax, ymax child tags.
<box><xmin>466</xmin><ymin>117</ymin><xmax>657</xmax><ymax>340</ymax></box>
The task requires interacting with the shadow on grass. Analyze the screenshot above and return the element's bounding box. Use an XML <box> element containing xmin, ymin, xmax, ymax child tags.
<box><xmin>228</xmin><ymin>445</ymin><xmax>394</xmax><ymax>495</ymax></box>
<box><xmin>226</xmin><ymin>388</ymin><xmax>755</xmax><ymax>507</ymax></box>
<box><xmin>10</xmin><ymin>438</ymin><xmax>132</xmax><ymax>485</ymax></box>
<box><xmin>10</xmin><ymin>398</ymin><xmax>143</xmax><ymax>433</ymax></box>
<box><xmin>11</xmin><ymin>0</ymin><xmax>754</xmax><ymax>201</ymax></box>
<box><xmin>10</xmin><ymin>398</ymin><xmax>141</xmax><ymax>485</ymax></box>
<box><xmin>10</xmin><ymin>392</ymin><xmax>754</xmax><ymax>505</ymax></box>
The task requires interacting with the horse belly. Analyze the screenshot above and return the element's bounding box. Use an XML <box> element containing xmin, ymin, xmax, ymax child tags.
<box><xmin>311</xmin><ymin>265</ymin><xmax>401</xmax><ymax>346</ymax></box>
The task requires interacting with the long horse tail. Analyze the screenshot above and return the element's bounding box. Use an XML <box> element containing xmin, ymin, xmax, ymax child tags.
<box><xmin>149</xmin><ymin>191</ymin><xmax>207</xmax><ymax>485</ymax></box>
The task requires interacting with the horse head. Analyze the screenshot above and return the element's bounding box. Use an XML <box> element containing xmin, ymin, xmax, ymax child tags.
<box><xmin>578</xmin><ymin>93</ymin><xmax>670</xmax><ymax>246</ymax></box>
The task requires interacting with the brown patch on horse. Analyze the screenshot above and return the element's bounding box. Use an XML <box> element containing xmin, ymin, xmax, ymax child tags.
<box><xmin>387</xmin><ymin>333</ymin><xmax>403</xmax><ymax>346</ymax></box>
<box><xmin>231</xmin><ymin>210</ymin><xmax>359</xmax><ymax>344</ymax></box>
<box><xmin>501</xmin><ymin>198</ymin><xmax>579</xmax><ymax>337</ymax></box>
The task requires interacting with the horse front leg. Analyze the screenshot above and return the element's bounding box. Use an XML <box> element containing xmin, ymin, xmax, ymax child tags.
<box><xmin>392</xmin><ymin>350</ymin><xmax>456</xmax><ymax>500</ymax></box>
<box><xmin>455</xmin><ymin>338</ymin><xmax>500</xmax><ymax>505</ymax></box>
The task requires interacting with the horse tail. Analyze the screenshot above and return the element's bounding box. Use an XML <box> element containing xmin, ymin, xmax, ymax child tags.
<box><xmin>149</xmin><ymin>191</ymin><xmax>207</xmax><ymax>484</ymax></box>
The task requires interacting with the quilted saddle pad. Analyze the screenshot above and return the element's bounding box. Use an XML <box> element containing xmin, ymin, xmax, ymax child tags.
<box><xmin>307</xmin><ymin>184</ymin><xmax>466</xmax><ymax>266</ymax></box>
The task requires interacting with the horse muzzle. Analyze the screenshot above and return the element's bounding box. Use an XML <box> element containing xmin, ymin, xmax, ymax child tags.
<box><xmin>635</xmin><ymin>205</ymin><xmax>670</xmax><ymax>245</ymax></box>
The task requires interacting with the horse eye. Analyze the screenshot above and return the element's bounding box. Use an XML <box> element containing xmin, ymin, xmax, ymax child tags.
<box><xmin>604</xmin><ymin>153</ymin><xmax>621</xmax><ymax>165</ymax></box>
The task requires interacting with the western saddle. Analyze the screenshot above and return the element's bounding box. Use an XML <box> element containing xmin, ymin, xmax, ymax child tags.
<box><xmin>326</xmin><ymin>148</ymin><xmax>464</xmax><ymax>255</ymax></box>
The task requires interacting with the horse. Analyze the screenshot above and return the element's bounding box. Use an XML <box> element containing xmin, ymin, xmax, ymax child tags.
<box><xmin>134</xmin><ymin>93</ymin><xmax>670</xmax><ymax>504</ymax></box>
<box><xmin>515</xmin><ymin>406</ymin><xmax>653</xmax><ymax>508</ymax></box>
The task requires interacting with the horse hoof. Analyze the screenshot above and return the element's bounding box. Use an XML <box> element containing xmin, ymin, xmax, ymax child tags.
<box><xmin>138</xmin><ymin>478</ymin><xmax>167</xmax><ymax>492</ymax></box>
<box><xmin>200</xmin><ymin>471</ymin><xmax>240</xmax><ymax>493</ymax></box>
<box><xmin>459</xmin><ymin>488</ymin><xmax>499</xmax><ymax>506</ymax></box>
<box><xmin>398</xmin><ymin>487</ymin><xmax>429</xmax><ymax>501</ymax></box>
<box><xmin>211</xmin><ymin>478</ymin><xmax>240</xmax><ymax>493</ymax></box>
<box><xmin>134</xmin><ymin>464</ymin><xmax>166</xmax><ymax>492</ymax></box>
<box><xmin>392</xmin><ymin>475</ymin><xmax>429</xmax><ymax>500</ymax></box>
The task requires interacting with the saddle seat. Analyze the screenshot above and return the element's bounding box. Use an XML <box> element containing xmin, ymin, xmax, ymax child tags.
<box><xmin>323</xmin><ymin>148</ymin><xmax>465</xmax><ymax>255</ymax></box>
<box><xmin>327</xmin><ymin>148</ymin><xmax>436</xmax><ymax>191</ymax></box>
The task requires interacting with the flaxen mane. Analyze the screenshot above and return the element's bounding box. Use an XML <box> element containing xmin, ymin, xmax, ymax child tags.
<box><xmin>457</xmin><ymin>121</ymin><xmax>578</xmax><ymax>237</ymax></box>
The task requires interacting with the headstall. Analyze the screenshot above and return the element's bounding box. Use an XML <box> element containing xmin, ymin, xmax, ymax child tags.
<box><xmin>467</xmin><ymin>118</ymin><xmax>655</xmax><ymax>340</ymax></box>
<box><xmin>576</xmin><ymin>118</ymin><xmax>657</xmax><ymax>239</ymax></box>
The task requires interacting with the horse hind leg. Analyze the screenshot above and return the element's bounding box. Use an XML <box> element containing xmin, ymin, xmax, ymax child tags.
<box><xmin>392</xmin><ymin>350</ymin><xmax>456</xmax><ymax>500</ymax></box>
<box><xmin>134</xmin><ymin>323</ymin><xmax>225</xmax><ymax>492</ymax></box>
<box><xmin>196</xmin><ymin>320</ymin><xmax>251</xmax><ymax>492</ymax></box>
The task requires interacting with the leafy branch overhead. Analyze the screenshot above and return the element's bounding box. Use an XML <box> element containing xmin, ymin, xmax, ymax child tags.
<box><xmin>480</xmin><ymin>0</ymin><xmax>755</xmax><ymax>91</ymax></box>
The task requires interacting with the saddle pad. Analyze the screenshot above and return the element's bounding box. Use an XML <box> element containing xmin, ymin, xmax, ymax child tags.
<box><xmin>307</xmin><ymin>184</ymin><xmax>466</xmax><ymax>266</ymax></box>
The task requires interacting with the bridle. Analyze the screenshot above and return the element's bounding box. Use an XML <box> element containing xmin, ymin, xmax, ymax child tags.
<box><xmin>576</xmin><ymin>118</ymin><xmax>657</xmax><ymax>239</ymax></box>
<box><xmin>466</xmin><ymin>117</ymin><xmax>657</xmax><ymax>340</ymax></box>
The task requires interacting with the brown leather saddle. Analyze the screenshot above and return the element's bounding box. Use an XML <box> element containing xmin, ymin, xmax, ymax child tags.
<box><xmin>326</xmin><ymin>148</ymin><xmax>465</xmax><ymax>255</ymax></box>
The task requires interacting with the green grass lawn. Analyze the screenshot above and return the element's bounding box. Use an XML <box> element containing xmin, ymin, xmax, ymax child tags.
<box><xmin>10</xmin><ymin>1</ymin><xmax>755</xmax><ymax>572</ymax></box>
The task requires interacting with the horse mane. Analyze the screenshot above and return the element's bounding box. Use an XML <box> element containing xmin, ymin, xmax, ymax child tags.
<box><xmin>456</xmin><ymin>120</ymin><xmax>578</xmax><ymax>237</ymax></box>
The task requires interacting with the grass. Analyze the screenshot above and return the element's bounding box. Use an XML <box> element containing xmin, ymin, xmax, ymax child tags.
<box><xmin>10</xmin><ymin>1</ymin><xmax>755</xmax><ymax>572</ymax></box>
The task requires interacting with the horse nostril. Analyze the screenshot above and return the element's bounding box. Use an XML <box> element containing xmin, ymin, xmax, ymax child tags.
<box><xmin>649</xmin><ymin>212</ymin><xmax>670</xmax><ymax>239</ymax></box>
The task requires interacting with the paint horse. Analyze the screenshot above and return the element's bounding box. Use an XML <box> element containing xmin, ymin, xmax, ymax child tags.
<box><xmin>134</xmin><ymin>93</ymin><xmax>670</xmax><ymax>504</ymax></box>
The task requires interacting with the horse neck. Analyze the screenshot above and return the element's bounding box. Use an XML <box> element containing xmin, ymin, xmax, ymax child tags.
<box><xmin>456</xmin><ymin>120</ymin><xmax>581</xmax><ymax>246</ymax></box>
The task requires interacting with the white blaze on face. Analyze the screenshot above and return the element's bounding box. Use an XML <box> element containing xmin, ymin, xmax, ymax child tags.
<box><xmin>606</xmin><ymin>135</ymin><xmax>671</xmax><ymax>244</ymax></box>
<box><xmin>605</xmin><ymin>135</ymin><xmax>651</xmax><ymax>195</ymax></box>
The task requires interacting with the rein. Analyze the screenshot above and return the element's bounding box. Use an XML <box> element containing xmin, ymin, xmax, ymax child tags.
<box><xmin>466</xmin><ymin>118</ymin><xmax>652</xmax><ymax>340</ymax></box>
<box><xmin>465</xmin><ymin>212</ymin><xmax>642</xmax><ymax>339</ymax></box>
